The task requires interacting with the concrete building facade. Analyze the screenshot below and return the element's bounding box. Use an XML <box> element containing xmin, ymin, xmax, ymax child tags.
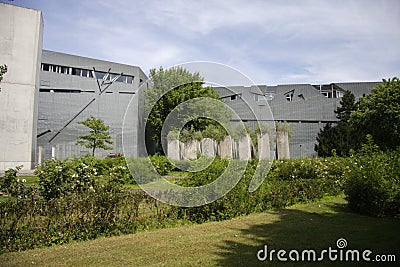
<box><xmin>0</xmin><ymin>3</ymin><xmax>43</xmax><ymax>170</ymax></box>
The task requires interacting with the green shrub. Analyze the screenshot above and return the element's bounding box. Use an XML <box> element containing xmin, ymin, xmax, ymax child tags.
<box><xmin>149</xmin><ymin>154</ymin><xmax>174</xmax><ymax>175</ymax></box>
<box><xmin>35</xmin><ymin>159</ymin><xmax>95</xmax><ymax>200</ymax></box>
<box><xmin>177</xmin><ymin>157</ymin><xmax>348</xmax><ymax>223</ymax></box>
<box><xmin>35</xmin><ymin>156</ymin><xmax>134</xmax><ymax>200</ymax></box>
<box><xmin>344</xmin><ymin>149</ymin><xmax>400</xmax><ymax>217</ymax></box>
<box><xmin>0</xmin><ymin>166</ymin><xmax>35</xmax><ymax>199</ymax></box>
<box><xmin>0</xmin><ymin>190</ymin><xmax>174</xmax><ymax>253</ymax></box>
<box><xmin>125</xmin><ymin>157</ymin><xmax>160</xmax><ymax>184</ymax></box>
<box><xmin>1</xmin><ymin>156</ymin><xmax>353</xmax><ymax>253</ymax></box>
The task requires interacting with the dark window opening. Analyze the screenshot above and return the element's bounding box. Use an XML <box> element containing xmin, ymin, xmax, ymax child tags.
<box><xmin>72</xmin><ymin>68</ymin><xmax>81</xmax><ymax>76</ymax></box>
<box><xmin>42</xmin><ymin>64</ymin><xmax>50</xmax><ymax>71</ymax></box>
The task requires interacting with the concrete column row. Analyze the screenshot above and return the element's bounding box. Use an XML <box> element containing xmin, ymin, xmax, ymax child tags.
<box><xmin>166</xmin><ymin>131</ymin><xmax>290</xmax><ymax>160</ymax></box>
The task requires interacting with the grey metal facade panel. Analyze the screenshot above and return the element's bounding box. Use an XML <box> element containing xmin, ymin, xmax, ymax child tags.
<box><xmin>40</xmin><ymin>71</ymin><xmax>138</xmax><ymax>93</ymax></box>
<box><xmin>334</xmin><ymin>82</ymin><xmax>380</xmax><ymax>99</ymax></box>
<box><xmin>213</xmin><ymin>82</ymin><xmax>377</xmax><ymax>158</ymax></box>
<box><xmin>37</xmin><ymin>90</ymin><xmax>141</xmax><ymax>159</ymax></box>
<box><xmin>37</xmin><ymin>51</ymin><xmax>147</xmax><ymax>161</ymax></box>
<box><xmin>269</xmin><ymin>85</ymin><xmax>340</xmax><ymax>122</ymax></box>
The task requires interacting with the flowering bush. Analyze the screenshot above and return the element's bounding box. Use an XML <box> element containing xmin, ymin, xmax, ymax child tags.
<box><xmin>35</xmin><ymin>155</ymin><xmax>135</xmax><ymax>200</ymax></box>
<box><xmin>0</xmin><ymin>166</ymin><xmax>35</xmax><ymax>199</ymax></box>
<box><xmin>35</xmin><ymin>159</ymin><xmax>95</xmax><ymax>200</ymax></box>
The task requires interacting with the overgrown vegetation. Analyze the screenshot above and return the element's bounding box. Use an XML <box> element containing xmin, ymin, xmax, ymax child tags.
<box><xmin>1</xmin><ymin>155</ymin><xmax>356</xmax><ymax>253</ymax></box>
<box><xmin>344</xmin><ymin>136</ymin><xmax>400</xmax><ymax>217</ymax></box>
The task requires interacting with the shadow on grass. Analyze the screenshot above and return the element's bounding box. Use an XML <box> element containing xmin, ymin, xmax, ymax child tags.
<box><xmin>214</xmin><ymin>203</ymin><xmax>400</xmax><ymax>267</ymax></box>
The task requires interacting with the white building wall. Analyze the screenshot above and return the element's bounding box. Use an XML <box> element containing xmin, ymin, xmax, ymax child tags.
<box><xmin>0</xmin><ymin>3</ymin><xmax>43</xmax><ymax>170</ymax></box>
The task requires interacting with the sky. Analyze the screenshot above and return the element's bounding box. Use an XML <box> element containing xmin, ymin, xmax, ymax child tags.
<box><xmin>2</xmin><ymin>0</ymin><xmax>400</xmax><ymax>85</ymax></box>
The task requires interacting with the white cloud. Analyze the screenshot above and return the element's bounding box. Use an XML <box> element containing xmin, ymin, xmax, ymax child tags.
<box><xmin>10</xmin><ymin>0</ymin><xmax>400</xmax><ymax>84</ymax></box>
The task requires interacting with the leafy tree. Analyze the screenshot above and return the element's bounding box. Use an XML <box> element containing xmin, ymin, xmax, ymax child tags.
<box><xmin>315</xmin><ymin>91</ymin><xmax>358</xmax><ymax>157</ymax></box>
<box><xmin>315</xmin><ymin>123</ymin><xmax>337</xmax><ymax>157</ymax></box>
<box><xmin>335</xmin><ymin>90</ymin><xmax>357</xmax><ymax>121</ymax></box>
<box><xmin>350</xmin><ymin>77</ymin><xmax>400</xmax><ymax>151</ymax></box>
<box><xmin>76</xmin><ymin>116</ymin><xmax>113</xmax><ymax>156</ymax></box>
<box><xmin>145</xmin><ymin>67</ymin><xmax>231</xmax><ymax>154</ymax></box>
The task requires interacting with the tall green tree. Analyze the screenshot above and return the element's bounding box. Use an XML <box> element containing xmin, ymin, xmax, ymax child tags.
<box><xmin>145</xmin><ymin>67</ymin><xmax>231</xmax><ymax>154</ymax></box>
<box><xmin>315</xmin><ymin>90</ymin><xmax>358</xmax><ymax>157</ymax></box>
<box><xmin>76</xmin><ymin>116</ymin><xmax>113</xmax><ymax>156</ymax></box>
<box><xmin>350</xmin><ymin>77</ymin><xmax>400</xmax><ymax>151</ymax></box>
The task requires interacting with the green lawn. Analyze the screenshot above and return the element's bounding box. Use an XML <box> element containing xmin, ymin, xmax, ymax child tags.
<box><xmin>1</xmin><ymin>195</ymin><xmax>399</xmax><ymax>266</ymax></box>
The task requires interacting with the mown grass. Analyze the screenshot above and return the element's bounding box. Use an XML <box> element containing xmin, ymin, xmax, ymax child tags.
<box><xmin>1</xmin><ymin>195</ymin><xmax>398</xmax><ymax>266</ymax></box>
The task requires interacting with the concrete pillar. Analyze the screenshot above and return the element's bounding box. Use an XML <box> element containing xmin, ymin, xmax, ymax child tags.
<box><xmin>51</xmin><ymin>146</ymin><xmax>56</xmax><ymax>160</ymax></box>
<box><xmin>38</xmin><ymin>146</ymin><xmax>43</xmax><ymax>165</ymax></box>
<box><xmin>238</xmin><ymin>134</ymin><xmax>251</xmax><ymax>160</ymax></box>
<box><xmin>182</xmin><ymin>140</ymin><xmax>199</xmax><ymax>160</ymax></box>
<box><xmin>277</xmin><ymin>131</ymin><xmax>290</xmax><ymax>159</ymax></box>
<box><xmin>232</xmin><ymin>139</ymin><xmax>238</xmax><ymax>159</ymax></box>
<box><xmin>200</xmin><ymin>138</ymin><xmax>216</xmax><ymax>157</ymax></box>
<box><xmin>258</xmin><ymin>133</ymin><xmax>270</xmax><ymax>160</ymax></box>
<box><xmin>218</xmin><ymin>136</ymin><xmax>233</xmax><ymax>159</ymax></box>
<box><xmin>167</xmin><ymin>139</ymin><xmax>181</xmax><ymax>161</ymax></box>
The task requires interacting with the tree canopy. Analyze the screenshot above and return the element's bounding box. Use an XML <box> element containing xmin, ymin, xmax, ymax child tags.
<box><xmin>76</xmin><ymin>116</ymin><xmax>113</xmax><ymax>156</ymax></box>
<box><xmin>316</xmin><ymin>77</ymin><xmax>400</xmax><ymax>156</ymax></box>
<box><xmin>315</xmin><ymin>90</ymin><xmax>359</xmax><ymax>157</ymax></box>
<box><xmin>144</xmin><ymin>67</ymin><xmax>231</xmax><ymax>154</ymax></box>
<box><xmin>350</xmin><ymin>77</ymin><xmax>400</xmax><ymax>151</ymax></box>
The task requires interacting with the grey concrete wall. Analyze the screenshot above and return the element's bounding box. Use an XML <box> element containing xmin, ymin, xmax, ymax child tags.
<box><xmin>0</xmin><ymin>3</ymin><xmax>43</xmax><ymax>170</ymax></box>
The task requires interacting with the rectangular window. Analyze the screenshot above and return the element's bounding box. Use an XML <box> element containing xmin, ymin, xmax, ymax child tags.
<box><xmin>117</xmin><ymin>75</ymin><xmax>127</xmax><ymax>83</ymax></box>
<box><xmin>81</xmin><ymin>69</ymin><xmax>88</xmax><ymax>77</ymax></box>
<box><xmin>126</xmin><ymin>76</ymin><xmax>133</xmax><ymax>84</ymax></box>
<box><xmin>42</xmin><ymin>64</ymin><xmax>50</xmax><ymax>71</ymax></box>
<box><xmin>60</xmin><ymin>66</ymin><xmax>69</xmax><ymax>74</ymax></box>
<box><xmin>72</xmin><ymin>68</ymin><xmax>81</xmax><ymax>76</ymax></box>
